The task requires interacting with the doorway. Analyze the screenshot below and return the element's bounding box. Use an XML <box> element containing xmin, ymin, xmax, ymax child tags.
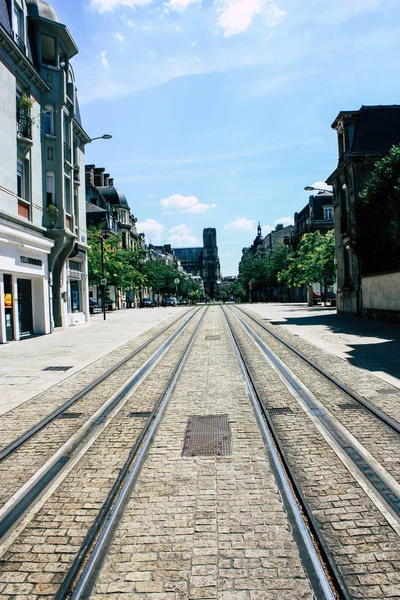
<box><xmin>4</xmin><ymin>274</ymin><xmax>13</xmax><ymax>341</ymax></box>
<box><xmin>17</xmin><ymin>278</ymin><xmax>33</xmax><ymax>337</ymax></box>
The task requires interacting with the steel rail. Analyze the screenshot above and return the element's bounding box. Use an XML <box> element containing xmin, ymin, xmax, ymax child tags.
<box><xmin>235</xmin><ymin>305</ymin><xmax>400</xmax><ymax>436</ymax></box>
<box><xmin>56</xmin><ymin>307</ymin><xmax>208</xmax><ymax>600</ymax></box>
<box><xmin>0</xmin><ymin>308</ymin><xmax>194</xmax><ymax>464</ymax></box>
<box><xmin>222</xmin><ymin>306</ymin><xmax>350</xmax><ymax>600</ymax></box>
<box><xmin>0</xmin><ymin>308</ymin><xmax>201</xmax><ymax>546</ymax></box>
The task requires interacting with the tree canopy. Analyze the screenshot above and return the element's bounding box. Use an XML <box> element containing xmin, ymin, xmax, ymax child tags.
<box><xmin>278</xmin><ymin>230</ymin><xmax>335</xmax><ymax>287</ymax></box>
<box><xmin>237</xmin><ymin>242</ymin><xmax>291</xmax><ymax>295</ymax></box>
<box><xmin>357</xmin><ymin>144</ymin><xmax>400</xmax><ymax>274</ymax></box>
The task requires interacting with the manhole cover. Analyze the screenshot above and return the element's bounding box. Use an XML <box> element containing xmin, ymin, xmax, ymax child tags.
<box><xmin>339</xmin><ymin>403</ymin><xmax>364</xmax><ymax>410</ymax></box>
<box><xmin>376</xmin><ymin>388</ymin><xmax>399</xmax><ymax>396</ymax></box>
<box><xmin>43</xmin><ymin>366</ymin><xmax>73</xmax><ymax>372</ymax></box>
<box><xmin>129</xmin><ymin>412</ymin><xmax>152</xmax><ymax>418</ymax></box>
<box><xmin>268</xmin><ymin>407</ymin><xmax>292</xmax><ymax>415</ymax></box>
<box><xmin>205</xmin><ymin>335</ymin><xmax>220</xmax><ymax>341</ymax></box>
<box><xmin>182</xmin><ymin>415</ymin><xmax>231</xmax><ymax>457</ymax></box>
<box><xmin>57</xmin><ymin>412</ymin><xmax>82</xmax><ymax>419</ymax></box>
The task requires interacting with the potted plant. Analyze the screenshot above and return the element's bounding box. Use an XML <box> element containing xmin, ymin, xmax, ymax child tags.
<box><xmin>45</xmin><ymin>204</ymin><xmax>60</xmax><ymax>227</ymax></box>
<box><xmin>18</xmin><ymin>93</ymin><xmax>34</xmax><ymax>112</ymax></box>
<box><xmin>73</xmin><ymin>164</ymin><xmax>80</xmax><ymax>181</ymax></box>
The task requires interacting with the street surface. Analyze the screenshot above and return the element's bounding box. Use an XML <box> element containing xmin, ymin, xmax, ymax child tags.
<box><xmin>0</xmin><ymin>304</ymin><xmax>399</xmax><ymax>599</ymax></box>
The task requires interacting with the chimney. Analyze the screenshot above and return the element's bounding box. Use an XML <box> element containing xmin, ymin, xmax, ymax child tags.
<box><xmin>108</xmin><ymin>178</ymin><xmax>114</xmax><ymax>187</ymax></box>
<box><xmin>85</xmin><ymin>164</ymin><xmax>95</xmax><ymax>187</ymax></box>
<box><xmin>94</xmin><ymin>167</ymin><xmax>105</xmax><ymax>187</ymax></box>
<box><xmin>276</xmin><ymin>224</ymin><xmax>283</xmax><ymax>231</ymax></box>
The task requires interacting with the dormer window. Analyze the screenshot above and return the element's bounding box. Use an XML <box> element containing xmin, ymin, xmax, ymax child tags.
<box><xmin>323</xmin><ymin>206</ymin><xmax>333</xmax><ymax>220</ymax></box>
<box><xmin>41</xmin><ymin>34</ymin><xmax>57</xmax><ymax>66</ymax></box>
<box><xmin>13</xmin><ymin>2</ymin><xmax>25</xmax><ymax>51</ymax></box>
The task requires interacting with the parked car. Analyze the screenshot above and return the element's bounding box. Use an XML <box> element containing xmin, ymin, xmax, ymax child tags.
<box><xmin>140</xmin><ymin>298</ymin><xmax>154</xmax><ymax>308</ymax></box>
<box><xmin>162</xmin><ymin>297</ymin><xmax>178</xmax><ymax>307</ymax></box>
<box><xmin>179</xmin><ymin>299</ymin><xmax>188</xmax><ymax>306</ymax></box>
<box><xmin>89</xmin><ymin>298</ymin><xmax>98</xmax><ymax>314</ymax></box>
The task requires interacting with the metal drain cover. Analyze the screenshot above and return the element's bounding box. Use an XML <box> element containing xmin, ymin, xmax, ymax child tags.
<box><xmin>57</xmin><ymin>412</ymin><xmax>82</xmax><ymax>419</ymax></box>
<box><xmin>339</xmin><ymin>403</ymin><xmax>364</xmax><ymax>410</ymax></box>
<box><xmin>43</xmin><ymin>366</ymin><xmax>73</xmax><ymax>372</ymax></box>
<box><xmin>182</xmin><ymin>415</ymin><xmax>231</xmax><ymax>457</ymax></box>
<box><xmin>376</xmin><ymin>388</ymin><xmax>399</xmax><ymax>396</ymax></box>
<box><xmin>205</xmin><ymin>335</ymin><xmax>220</xmax><ymax>341</ymax></box>
<box><xmin>129</xmin><ymin>412</ymin><xmax>152</xmax><ymax>418</ymax></box>
<box><xmin>268</xmin><ymin>407</ymin><xmax>292</xmax><ymax>415</ymax></box>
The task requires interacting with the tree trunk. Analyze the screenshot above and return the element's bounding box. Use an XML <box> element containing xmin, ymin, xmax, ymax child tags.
<box><xmin>307</xmin><ymin>285</ymin><xmax>313</xmax><ymax>307</ymax></box>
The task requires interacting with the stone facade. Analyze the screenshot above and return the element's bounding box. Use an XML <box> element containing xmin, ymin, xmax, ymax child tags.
<box><xmin>326</xmin><ymin>105</ymin><xmax>400</xmax><ymax>317</ymax></box>
<box><xmin>0</xmin><ymin>0</ymin><xmax>89</xmax><ymax>342</ymax></box>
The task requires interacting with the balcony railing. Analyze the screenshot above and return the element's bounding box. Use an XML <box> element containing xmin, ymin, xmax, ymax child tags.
<box><xmin>17</xmin><ymin>116</ymin><xmax>32</xmax><ymax>140</ymax></box>
<box><xmin>64</xmin><ymin>143</ymin><xmax>71</xmax><ymax>163</ymax></box>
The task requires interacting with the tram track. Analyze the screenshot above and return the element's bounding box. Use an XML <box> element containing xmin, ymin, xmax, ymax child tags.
<box><xmin>0</xmin><ymin>307</ymin><xmax>204</xmax><ymax>559</ymax></box>
<box><xmin>223</xmin><ymin>304</ymin><xmax>400</xmax><ymax>599</ymax></box>
<box><xmin>0</xmin><ymin>308</ymin><xmax>194</xmax><ymax>464</ymax></box>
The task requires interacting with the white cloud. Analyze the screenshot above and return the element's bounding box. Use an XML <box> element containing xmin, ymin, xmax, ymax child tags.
<box><xmin>225</xmin><ymin>217</ymin><xmax>256</xmax><ymax>232</ymax></box>
<box><xmin>169</xmin><ymin>234</ymin><xmax>200</xmax><ymax>246</ymax></box>
<box><xmin>99</xmin><ymin>50</ymin><xmax>109</xmax><ymax>68</ymax></box>
<box><xmin>115</xmin><ymin>32</ymin><xmax>126</xmax><ymax>45</ymax></box>
<box><xmin>161</xmin><ymin>194</ymin><xmax>217</xmax><ymax>214</ymax></box>
<box><xmin>216</xmin><ymin>0</ymin><xmax>285</xmax><ymax>37</ymax></box>
<box><xmin>90</xmin><ymin>0</ymin><xmax>153</xmax><ymax>12</ymax></box>
<box><xmin>169</xmin><ymin>224</ymin><xmax>191</xmax><ymax>235</ymax></box>
<box><xmin>164</xmin><ymin>0</ymin><xmax>201</xmax><ymax>12</ymax></box>
<box><xmin>262</xmin><ymin>216</ymin><xmax>294</xmax><ymax>234</ymax></box>
<box><xmin>137</xmin><ymin>218</ymin><xmax>165</xmax><ymax>243</ymax></box>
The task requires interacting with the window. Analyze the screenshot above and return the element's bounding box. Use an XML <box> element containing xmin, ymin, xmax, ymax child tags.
<box><xmin>17</xmin><ymin>161</ymin><xmax>25</xmax><ymax>199</ymax></box>
<box><xmin>46</xmin><ymin>171</ymin><xmax>55</xmax><ymax>206</ymax></box>
<box><xmin>64</xmin><ymin>176</ymin><xmax>71</xmax><ymax>214</ymax></box>
<box><xmin>323</xmin><ymin>206</ymin><xmax>333</xmax><ymax>220</ymax></box>
<box><xmin>41</xmin><ymin>34</ymin><xmax>57</xmax><ymax>66</ymax></box>
<box><xmin>13</xmin><ymin>3</ymin><xmax>24</xmax><ymax>48</ymax></box>
<box><xmin>44</xmin><ymin>105</ymin><xmax>54</xmax><ymax>135</ymax></box>
<box><xmin>70</xmin><ymin>279</ymin><xmax>82</xmax><ymax>313</ymax></box>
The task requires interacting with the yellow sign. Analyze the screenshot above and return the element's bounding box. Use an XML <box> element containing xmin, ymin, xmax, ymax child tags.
<box><xmin>4</xmin><ymin>293</ymin><xmax>12</xmax><ymax>308</ymax></box>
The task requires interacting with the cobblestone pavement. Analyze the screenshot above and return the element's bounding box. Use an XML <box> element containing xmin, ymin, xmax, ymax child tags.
<box><xmin>0</xmin><ymin>307</ymin><xmax>188</xmax><ymax>415</ymax></box>
<box><xmin>0</xmin><ymin>309</ymin><xmax>205</xmax><ymax>600</ymax></box>
<box><xmin>91</xmin><ymin>306</ymin><xmax>314</xmax><ymax>600</ymax></box>
<box><xmin>1</xmin><ymin>305</ymin><xmax>400</xmax><ymax>599</ymax></box>
<box><xmin>226</xmin><ymin>307</ymin><xmax>400</xmax><ymax>600</ymax></box>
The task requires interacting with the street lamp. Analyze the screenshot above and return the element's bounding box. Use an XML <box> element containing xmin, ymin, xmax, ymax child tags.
<box><xmin>304</xmin><ymin>185</ymin><xmax>332</xmax><ymax>193</ymax></box>
<box><xmin>87</xmin><ymin>134</ymin><xmax>112</xmax><ymax>143</ymax></box>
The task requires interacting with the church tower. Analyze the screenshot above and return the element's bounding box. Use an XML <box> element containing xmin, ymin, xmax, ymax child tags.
<box><xmin>202</xmin><ymin>228</ymin><xmax>221</xmax><ymax>299</ymax></box>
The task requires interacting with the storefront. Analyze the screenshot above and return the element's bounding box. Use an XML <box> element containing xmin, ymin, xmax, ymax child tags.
<box><xmin>0</xmin><ymin>221</ymin><xmax>54</xmax><ymax>344</ymax></box>
<box><xmin>66</xmin><ymin>248</ymin><xmax>89</xmax><ymax>326</ymax></box>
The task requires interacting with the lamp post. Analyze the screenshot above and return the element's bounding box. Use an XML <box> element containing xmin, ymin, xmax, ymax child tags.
<box><xmin>100</xmin><ymin>235</ymin><xmax>106</xmax><ymax>321</ymax></box>
<box><xmin>87</xmin><ymin>134</ymin><xmax>112</xmax><ymax>143</ymax></box>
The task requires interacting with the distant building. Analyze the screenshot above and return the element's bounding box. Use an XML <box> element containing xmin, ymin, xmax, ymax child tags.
<box><xmin>173</xmin><ymin>228</ymin><xmax>221</xmax><ymax>299</ymax></box>
<box><xmin>326</xmin><ymin>105</ymin><xmax>400</xmax><ymax>319</ymax></box>
<box><xmin>294</xmin><ymin>192</ymin><xmax>333</xmax><ymax>242</ymax></box>
<box><xmin>261</xmin><ymin>223</ymin><xmax>295</xmax><ymax>255</ymax></box>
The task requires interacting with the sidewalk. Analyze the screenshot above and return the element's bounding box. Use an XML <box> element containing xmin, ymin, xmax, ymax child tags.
<box><xmin>244</xmin><ymin>302</ymin><xmax>400</xmax><ymax>388</ymax></box>
<box><xmin>0</xmin><ymin>307</ymin><xmax>187</xmax><ymax>415</ymax></box>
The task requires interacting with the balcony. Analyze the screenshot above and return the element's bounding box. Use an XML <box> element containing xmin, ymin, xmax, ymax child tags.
<box><xmin>16</xmin><ymin>116</ymin><xmax>33</xmax><ymax>155</ymax></box>
<box><xmin>64</xmin><ymin>143</ymin><xmax>71</xmax><ymax>164</ymax></box>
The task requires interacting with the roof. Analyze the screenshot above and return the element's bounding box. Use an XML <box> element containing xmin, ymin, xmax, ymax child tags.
<box><xmin>173</xmin><ymin>247</ymin><xmax>203</xmax><ymax>262</ymax></box>
<box><xmin>0</xmin><ymin>0</ymin><xmax>11</xmax><ymax>34</ymax></box>
<box><xmin>352</xmin><ymin>106</ymin><xmax>400</xmax><ymax>154</ymax></box>
<box><xmin>26</xmin><ymin>0</ymin><xmax>59</xmax><ymax>22</ymax></box>
<box><xmin>86</xmin><ymin>203</ymin><xmax>107</xmax><ymax>213</ymax></box>
<box><xmin>96</xmin><ymin>185</ymin><xmax>129</xmax><ymax>207</ymax></box>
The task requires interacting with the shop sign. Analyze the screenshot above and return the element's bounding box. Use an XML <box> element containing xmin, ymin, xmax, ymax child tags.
<box><xmin>21</xmin><ymin>256</ymin><xmax>42</xmax><ymax>266</ymax></box>
<box><xmin>4</xmin><ymin>293</ymin><xmax>12</xmax><ymax>308</ymax></box>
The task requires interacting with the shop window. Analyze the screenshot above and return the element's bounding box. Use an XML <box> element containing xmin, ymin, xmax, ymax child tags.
<box><xmin>41</xmin><ymin>34</ymin><xmax>57</xmax><ymax>66</ymax></box>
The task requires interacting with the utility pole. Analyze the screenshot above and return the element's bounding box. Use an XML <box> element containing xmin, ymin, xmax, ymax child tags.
<box><xmin>100</xmin><ymin>235</ymin><xmax>106</xmax><ymax>321</ymax></box>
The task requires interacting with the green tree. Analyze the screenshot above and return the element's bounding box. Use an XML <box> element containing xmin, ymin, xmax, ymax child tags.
<box><xmin>143</xmin><ymin>261</ymin><xmax>184</xmax><ymax>299</ymax></box>
<box><xmin>278</xmin><ymin>231</ymin><xmax>335</xmax><ymax>305</ymax></box>
<box><xmin>357</xmin><ymin>144</ymin><xmax>400</xmax><ymax>274</ymax></box>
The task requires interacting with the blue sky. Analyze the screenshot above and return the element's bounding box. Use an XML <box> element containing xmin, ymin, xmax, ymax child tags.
<box><xmin>55</xmin><ymin>0</ymin><xmax>400</xmax><ymax>275</ymax></box>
